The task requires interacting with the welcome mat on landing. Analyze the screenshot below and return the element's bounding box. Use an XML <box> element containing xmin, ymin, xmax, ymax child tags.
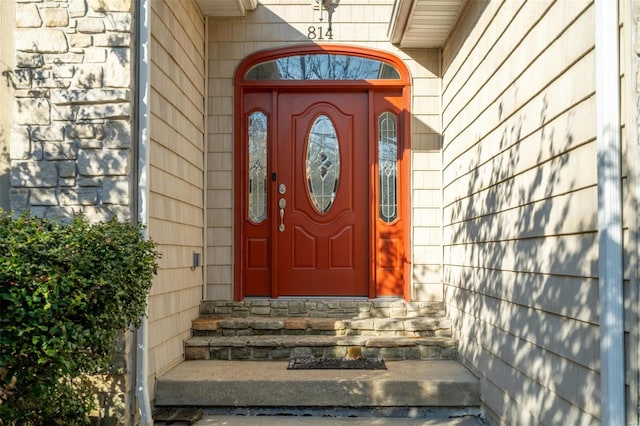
<box><xmin>287</xmin><ymin>357</ymin><xmax>387</xmax><ymax>370</ymax></box>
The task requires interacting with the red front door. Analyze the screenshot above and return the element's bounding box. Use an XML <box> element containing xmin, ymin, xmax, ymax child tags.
<box><xmin>235</xmin><ymin>46</ymin><xmax>411</xmax><ymax>301</ymax></box>
<box><xmin>275</xmin><ymin>92</ymin><xmax>369</xmax><ymax>296</ymax></box>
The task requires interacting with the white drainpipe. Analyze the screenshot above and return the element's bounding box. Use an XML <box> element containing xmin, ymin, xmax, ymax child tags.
<box><xmin>595</xmin><ymin>0</ymin><xmax>625</xmax><ymax>424</ymax></box>
<box><xmin>134</xmin><ymin>0</ymin><xmax>152</xmax><ymax>423</ymax></box>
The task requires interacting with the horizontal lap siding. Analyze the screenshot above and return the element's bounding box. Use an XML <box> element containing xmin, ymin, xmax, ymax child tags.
<box><xmin>149</xmin><ymin>0</ymin><xmax>205</xmax><ymax>394</ymax></box>
<box><xmin>410</xmin><ymin>48</ymin><xmax>443</xmax><ymax>300</ymax></box>
<box><xmin>442</xmin><ymin>1</ymin><xmax>599</xmax><ymax>423</ymax></box>
<box><xmin>207</xmin><ymin>1</ymin><xmax>442</xmax><ymax>301</ymax></box>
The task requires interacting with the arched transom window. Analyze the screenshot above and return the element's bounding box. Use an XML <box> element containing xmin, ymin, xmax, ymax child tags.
<box><xmin>245</xmin><ymin>53</ymin><xmax>401</xmax><ymax>80</ymax></box>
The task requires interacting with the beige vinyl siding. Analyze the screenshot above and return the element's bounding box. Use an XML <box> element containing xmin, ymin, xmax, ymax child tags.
<box><xmin>206</xmin><ymin>1</ymin><xmax>442</xmax><ymax>301</ymax></box>
<box><xmin>148</xmin><ymin>0</ymin><xmax>205</xmax><ymax>391</ymax></box>
<box><xmin>409</xmin><ymin>49</ymin><xmax>442</xmax><ymax>300</ymax></box>
<box><xmin>442</xmin><ymin>1</ymin><xmax>601</xmax><ymax>423</ymax></box>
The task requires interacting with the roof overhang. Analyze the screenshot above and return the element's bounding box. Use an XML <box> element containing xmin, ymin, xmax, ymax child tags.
<box><xmin>388</xmin><ymin>0</ymin><xmax>467</xmax><ymax>48</ymax></box>
<box><xmin>197</xmin><ymin>0</ymin><xmax>258</xmax><ymax>16</ymax></box>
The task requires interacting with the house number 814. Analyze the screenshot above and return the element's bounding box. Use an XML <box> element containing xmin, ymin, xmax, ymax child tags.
<box><xmin>307</xmin><ymin>26</ymin><xmax>333</xmax><ymax>40</ymax></box>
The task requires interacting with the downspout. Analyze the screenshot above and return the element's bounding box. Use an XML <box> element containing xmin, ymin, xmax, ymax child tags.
<box><xmin>203</xmin><ymin>18</ymin><xmax>209</xmax><ymax>301</ymax></box>
<box><xmin>631</xmin><ymin>1</ymin><xmax>640</xmax><ymax>422</ymax></box>
<box><xmin>626</xmin><ymin>1</ymin><xmax>640</xmax><ymax>423</ymax></box>
<box><xmin>133</xmin><ymin>0</ymin><xmax>152</xmax><ymax>423</ymax></box>
<box><xmin>595</xmin><ymin>0</ymin><xmax>626</xmax><ymax>424</ymax></box>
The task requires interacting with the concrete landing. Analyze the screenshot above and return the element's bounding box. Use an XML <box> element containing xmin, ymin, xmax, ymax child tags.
<box><xmin>192</xmin><ymin>414</ymin><xmax>483</xmax><ymax>425</ymax></box>
<box><xmin>154</xmin><ymin>360</ymin><xmax>479</xmax><ymax>408</ymax></box>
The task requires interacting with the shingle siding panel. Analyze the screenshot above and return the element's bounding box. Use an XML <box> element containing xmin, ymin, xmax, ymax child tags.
<box><xmin>442</xmin><ymin>1</ymin><xmax>604</xmax><ymax>423</ymax></box>
<box><xmin>148</xmin><ymin>0</ymin><xmax>206</xmax><ymax>388</ymax></box>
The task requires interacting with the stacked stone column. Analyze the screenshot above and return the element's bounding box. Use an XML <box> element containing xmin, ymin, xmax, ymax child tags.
<box><xmin>9</xmin><ymin>0</ymin><xmax>133</xmax><ymax>222</ymax></box>
<box><xmin>6</xmin><ymin>1</ymin><xmax>136</xmax><ymax>423</ymax></box>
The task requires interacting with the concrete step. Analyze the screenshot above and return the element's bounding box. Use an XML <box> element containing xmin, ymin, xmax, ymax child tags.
<box><xmin>184</xmin><ymin>334</ymin><xmax>457</xmax><ymax>361</ymax></box>
<box><xmin>192</xmin><ymin>316</ymin><xmax>453</xmax><ymax>338</ymax></box>
<box><xmin>154</xmin><ymin>360</ymin><xmax>480</xmax><ymax>409</ymax></box>
<box><xmin>187</xmin><ymin>414</ymin><xmax>484</xmax><ymax>426</ymax></box>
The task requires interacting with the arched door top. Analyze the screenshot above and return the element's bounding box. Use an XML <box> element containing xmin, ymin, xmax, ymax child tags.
<box><xmin>235</xmin><ymin>44</ymin><xmax>411</xmax><ymax>87</ymax></box>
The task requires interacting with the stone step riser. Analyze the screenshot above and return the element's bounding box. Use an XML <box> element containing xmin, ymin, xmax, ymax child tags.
<box><xmin>190</xmin><ymin>301</ymin><xmax>457</xmax><ymax>362</ymax></box>
<box><xmin>184</xmin><ymin>333</ymin><xmax>458</xmax><ymax>362</ymax></box>
<box><xmin>200</xmin><ymin>300</ymin><xmax>446</xmax><ymax>320</ymax></box>
<box><xmin>191</xmin><ymin>317</ymin><xmax>452</xmax><ymax>338</ymax></box>
<box><xmin>193</xmin><ymin>329</ymin><xmax>452</xmax><ymax>338</ymax></box>
<box><xmin>185</xmin><ymin>344</ymin><xmax>456</xmax><ymax>361</ymax></box>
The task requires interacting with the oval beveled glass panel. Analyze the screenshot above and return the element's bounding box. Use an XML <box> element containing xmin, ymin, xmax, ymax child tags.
<box><xmin>306</xmin><ymin>115</ymin><xmax>340</xmax><ymax>214</ymax></box>
<box><xmin>248</xmin><ymin>111</ymin><xmax>267</xmax><ymax>223</ymax></box>
<box><xmin>246</xmin><ymin>54</ymin><xmax>401</xmax><ymax>80</ymax></box>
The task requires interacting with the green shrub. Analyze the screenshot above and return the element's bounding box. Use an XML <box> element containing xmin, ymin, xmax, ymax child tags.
<box><xmin>0</xmin><ymin>212</ymin><xmax>160</xmax><ymax>425</ymax></box>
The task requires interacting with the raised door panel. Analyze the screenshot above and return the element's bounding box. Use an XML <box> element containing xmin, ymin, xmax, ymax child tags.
<box><xmin>277</xmin><ymin>92</ymin><xmax>368</xmax><ymax>296</ymax></box>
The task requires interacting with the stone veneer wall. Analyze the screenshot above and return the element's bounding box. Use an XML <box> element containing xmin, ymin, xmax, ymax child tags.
<box><xmin>5</xmin><ymin>0</ymin><xmax>135</xmax><ymax>423</ymax></box>
<box><xmin>0</xmin><ymin>1</ymin><xmax>14</xmax><ymax>211</ymax></box>
<box><xmin>8</xmin><ymin>0</ymin><xmax>133</xmax><ymax>223</ymax></box>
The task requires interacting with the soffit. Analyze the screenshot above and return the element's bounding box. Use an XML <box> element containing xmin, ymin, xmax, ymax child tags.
<box><xmin>197</xmin><ymin>0</ymin><xmax>258</xmax><ymax>16</ymax></box>
<box><xmin>389</xmin><ymin>0</ymin><xmax>467</xmax><ymax>48</ymax></box>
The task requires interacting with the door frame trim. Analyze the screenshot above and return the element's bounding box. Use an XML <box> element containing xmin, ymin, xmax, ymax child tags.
<box><xmin>234</xmin><ymin>44</ymin><xmax>412</xmax><ymax>301</ymax></box>
<box><xmin>234</xmin><ymin>44</ymin><xmax>412</xmax><ymax>89</ymax></box>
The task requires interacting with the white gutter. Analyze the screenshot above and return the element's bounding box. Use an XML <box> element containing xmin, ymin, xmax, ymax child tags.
<box><xmin>134</xmin><ymin>0</ymin><xmax>152</xmax><ymax>424</ymax></box>
<box><xmin>595</xmin><ymin>1</ymin><xmax>625</xmax><ymax>424</ymax></box>
<box><xmin>239</xmin><ymin>0</ymin><xmax>259</xmax><ymax>13</ymax></box>
<box><xmin>634</xmin><ymin>11</ymin><xmax>640</xmax><ymax>425</ymax></box>
<box><xmin>387</xmin><ymin>0</ymin><xmax>412</xmax><ymax>45</ymax></box>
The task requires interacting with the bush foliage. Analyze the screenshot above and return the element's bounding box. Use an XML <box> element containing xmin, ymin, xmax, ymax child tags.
<box><xmin>0</xmin><ymin>212</ymin><xmax>160</xmax><ymax>425</ymax></box>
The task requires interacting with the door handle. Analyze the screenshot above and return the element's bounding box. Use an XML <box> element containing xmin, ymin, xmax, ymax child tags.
<box><xmin>279</xmin><ymin>198</ymin><xmax>286</xmax><ymax>232</ymax></box>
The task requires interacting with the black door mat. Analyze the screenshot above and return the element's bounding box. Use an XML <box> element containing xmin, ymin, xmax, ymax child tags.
<box><xmin>153</xmin><ymin>408</ymin><xmax>203</xmax><ymax>425</ymax></box>
<box><xmin>287</xmin><ymin>357</ymin><xmax>387</xmax><ymax>370</ymax></box>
